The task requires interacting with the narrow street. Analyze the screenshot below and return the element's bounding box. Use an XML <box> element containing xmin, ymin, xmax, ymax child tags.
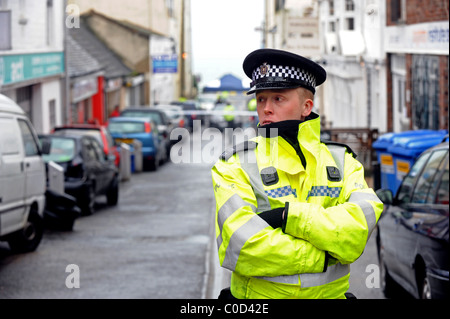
<box><xmin>1</xmin><ymin>128</ymin><xmax>385</xmax><ymax>299</ymax></box>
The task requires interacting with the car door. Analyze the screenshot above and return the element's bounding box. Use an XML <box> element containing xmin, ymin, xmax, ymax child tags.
<box><xmin>0</xmin><ymin>116</ymin><xmax>26</xmax><ymax>236</ymax></box>
<box><xmin>383</xmin><ymin>151</ymin><xmax>432</xmax><ymax>277</ymax></box>
<box><xmin>395</xmin><ymin>149</ymin><xmax>448</xmax><ymax>284</ymax></box>
<box><xmin>17</xmin><ymin>119</ymin><xmax>46</xmax><ymax>205</ymax></box>
<box><xmin>90</xmin><ymin>137</ymin><xmax>111</xmax><ymax>193</ymax></box>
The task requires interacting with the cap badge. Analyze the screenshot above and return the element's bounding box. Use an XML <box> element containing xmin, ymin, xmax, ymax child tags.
<box><xmin>259</xmin><ymin>63</ymin><xmax>269</xmax><ymax>76</ymax></box>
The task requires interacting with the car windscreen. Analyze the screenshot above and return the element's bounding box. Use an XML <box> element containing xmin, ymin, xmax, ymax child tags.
<box><xmin>53</xmin><ymin>129</ymin><xmax>103</xmax><ymax>145</ymax></box>
<box><xmin>121</xmin><ymin>111</ymin><xmax>162</xmax><ymax>125</ymax></box>
<box><xmin>41</xmin><ymin>137</ymin><xmax>76</xmax><ymax>163</ymax></box>
<box><xmin>108</xmin><ymin>122</ymin><xmax>146</xmax><ymax>134</ymax></box>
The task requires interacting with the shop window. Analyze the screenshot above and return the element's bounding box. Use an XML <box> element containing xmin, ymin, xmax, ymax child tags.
<box><xmin>329</xmin><ymin>0</ymin><xmax>334</xmax><ymax>15</ymax></box>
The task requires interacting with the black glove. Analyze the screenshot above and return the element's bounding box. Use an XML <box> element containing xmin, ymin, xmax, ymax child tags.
<box><xmin>258</xmin><ymin>207</ymin><xmax>284</xmax><ymax>229</ymax></box>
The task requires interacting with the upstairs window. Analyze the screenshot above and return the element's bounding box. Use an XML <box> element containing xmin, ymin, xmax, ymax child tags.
<box><xmin>0</xmin><ymin>10</ymin><xmax>11</xmax><ymax>50</ymax></box>
<box><xmin>346</xmin><ymin>0</ymin><xmax>355</xmax><ymax>11</ymax></box>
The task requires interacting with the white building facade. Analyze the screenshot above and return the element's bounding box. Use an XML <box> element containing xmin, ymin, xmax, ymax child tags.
<box><xmin>0</xmin><ymin>0</ymin><xmax>66</xmax><ymax>133</ymax></box>
<box><xmin>318</xmin><ymin>0</ymin><xmax>387</xmax><ymax>132</ymax></box>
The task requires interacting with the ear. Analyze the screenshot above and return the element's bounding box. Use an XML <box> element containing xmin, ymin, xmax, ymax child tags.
<box><xmin>301</xmin><ymin>98</ymin><xmax>314</xmax><ymax>117</ymax></box>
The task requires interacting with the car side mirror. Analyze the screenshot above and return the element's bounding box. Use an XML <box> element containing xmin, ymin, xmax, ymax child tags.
<box><xmin>40</xmin><ymin>138</ymin><xmax>51</xmax><ymax>155</ymax></box>
<box><xmin>376</xmin><ymin>189</ymin><xmax>393</xmax><ymax>205</ymax></box>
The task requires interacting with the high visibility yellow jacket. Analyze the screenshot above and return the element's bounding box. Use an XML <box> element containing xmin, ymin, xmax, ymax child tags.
<box><xmin>211</xmin><ymin>113</ymin><xmax>383</xmax><ymax>299</ymax></box>
<box><xmin>224</xmin><ymin>104</ymin><xmax>235</xmax><ymax>122</ymax></box>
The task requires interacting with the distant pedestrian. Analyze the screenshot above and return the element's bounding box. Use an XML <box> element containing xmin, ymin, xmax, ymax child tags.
<box><xmin>110</xmin><ymin>105</ymin><xmax>120</xmax><ymax>118</ymax></box>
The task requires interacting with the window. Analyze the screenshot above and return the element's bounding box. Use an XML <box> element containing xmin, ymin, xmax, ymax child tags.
<box><xmin>49</xmin><ymin>99</ymin><xmax>56</xmax><ymax>129</ymax></box>
<box><xmin>345</xmin><ymin>0</ymin><xmax>355</xmax><ymax>11</ymax></box>
<box><xmin>396</xmin><ymin>152</ymin><xmax>431</xmax><ymax>204</ymax></box>
<box><xmin>0</xmin><ymin>119</ymin><xmax>20</xmax><ymax>155</ymax></box>
<box><xmin>276</xmin><ymin>0</ymin><xmax>286</xmax><ymax>12</ymax></box>
<box><xmin>329</xmin><ymin>0</ymin><xmax>334</xmax><ymax>15</ymax></box>
<box><xmin>47</xmin><ymin>0</ymin><xmax>54</xmax><ymax>46</ymax></box>
<box><xmin>329</xmin><ymin>21</ymin><xmax>335</xmax><ymax>32</ymax></box>
<box><xmin>0</xmin><ymin>10</ymin><xmax>12</xmax><ymax>50</ymax></box>
<box><xmin>82</xmin><ymin>138</ymin><xmax>97</xmax><ymax>162</ymax></box>
<box><xmin>346</xmin><ymin>18</ymin><xmax>354</xmax><ymax>30</ymax></box>
<box><xmin>391</xmin><ymin>0</ymin><xmax>405</xmax><ymax>23</ymax></box>
<box><xmin>18</xmin><ymin>119</ymin><xmax>40</xmax><ymax>157</ymax></box>
<box><xmin>90</xmin><ymin>138</ymin><xmax>105</xmax><ymax>163</ymax></box>
<box><xmin>411</xmin><ymin>150</ymin><xmax>447</xmax><ymax>203</ymax></box>
<box><xmin>436</xmin><ymin>156</ymin><xmax>449</xmax><ymax>204</ymax></box>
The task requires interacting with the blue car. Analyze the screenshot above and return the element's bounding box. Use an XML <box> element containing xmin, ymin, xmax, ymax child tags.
<box><xmin>108</xmin><ymin>117</ymin><xmax>163</xmax><ymax>171</ymax></box>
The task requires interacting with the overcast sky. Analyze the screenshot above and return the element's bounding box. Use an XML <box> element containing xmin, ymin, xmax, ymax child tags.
<box><xmin>190</xmin><ymin>0</ymin><xmax>265</xmax><ymax>89</ymax></box>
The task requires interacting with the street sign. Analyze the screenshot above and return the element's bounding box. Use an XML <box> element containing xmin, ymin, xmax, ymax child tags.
<box><xmin>152</xmin><ymin>54</ymin><xmax>178</xmax><ymax>73</ymax></box>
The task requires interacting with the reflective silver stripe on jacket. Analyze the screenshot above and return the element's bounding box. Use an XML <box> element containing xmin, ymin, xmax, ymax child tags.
<box><xmin>220</xmin><ymin>148</ymin><xmax>273</xmax><ymax>271</ymax></box>
<box><xmin>216</xmin><ymin>194</ymin><xmax>256</xmax><ymax>250</ymax></box>
<box><xmin>348</xmin><ymin>191</ymin><xmax>381</xmax><ymax>239</ymax></box>
<box><xmin>255</xmin><ymin>263</ymin><xmax>350</xmax><ymax>287</ymax></box>
<box><xmin>238</xmin><ymin>148</ymin><xmax>271</xmax><ymax>212</ymax></box>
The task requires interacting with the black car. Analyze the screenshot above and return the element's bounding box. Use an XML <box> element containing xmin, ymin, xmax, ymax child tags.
<box><xmin>120</xmin><ymin>107</ymin><xmax>173</xmax><ymax>161</ymax></box>
<box><xmin>376</xmin><ymin>141</ymin><xmax>449</xmax><ymax>299</ymax></box>
<box><xmin>39</xmin><ymin>134</ymin><xmax>119</xmax><ymax>215</ymax></box>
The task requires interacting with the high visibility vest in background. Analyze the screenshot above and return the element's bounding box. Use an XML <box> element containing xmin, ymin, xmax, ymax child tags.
<box><xmin>247</xmin><ymin>98</ymin><xmax>257</xmax><ymax>111</ymax></box>
<box><xmin>224</xmin><ymin>104</ymin><xmax>235</xmax><ymax>122</ymax></box>
<box><xmin>211</xmin><ymin>112</ymin><xmax>383</xmax><ymax>299</ymax></box>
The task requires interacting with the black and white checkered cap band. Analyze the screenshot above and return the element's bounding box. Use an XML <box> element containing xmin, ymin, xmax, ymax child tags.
<box><xmin>251</xmin><ymin>64</ymin><xmax>317</xmax><ymax>88</ymax></box>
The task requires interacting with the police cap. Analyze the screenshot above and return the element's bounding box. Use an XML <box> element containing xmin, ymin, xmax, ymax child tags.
<box><xmin>243</xmin><ymin>48</ymin><xmax>326</xmax><ymax>95</ymax></box>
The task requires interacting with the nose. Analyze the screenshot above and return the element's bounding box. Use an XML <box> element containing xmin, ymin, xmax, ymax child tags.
<box><xmin>263</xmin><ymin>100</ymin><xmax>274</xmax><ymax>115</ymax></box>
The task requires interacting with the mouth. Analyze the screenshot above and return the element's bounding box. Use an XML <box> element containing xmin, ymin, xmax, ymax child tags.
<box><xmin>261</xmin><ymin>120</ymin><xmax>273</xmax><ymax>126</ymax></box>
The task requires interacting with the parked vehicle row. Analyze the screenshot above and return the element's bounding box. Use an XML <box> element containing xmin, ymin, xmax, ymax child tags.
<box><xmin>376</xmin><ymin>140</ymin><xmax>449</xmax><ymax>299</ymax></box>
<box><xmin>107</xmin><ymin>105</ymin><xmax>189</xmax><ymax>171</ymax></box>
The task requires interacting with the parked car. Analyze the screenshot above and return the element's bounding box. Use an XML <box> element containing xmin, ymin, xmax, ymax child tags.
<box><xmin>120</xmin><ymin>107</ymin><xmax>173</xmax><ymax>159</ymax></box>
<box><xmin>39</xmin><ymin>134</ymin><xmax>119</xmax><ymax>215</ymax></box>
<box><xmin>170</xmin><ymin>100</ymin><xmax>199</xmax><ymax>132</ymax></box>
<box><xmin>52</xmin><ymin>124</ymin><xmax>120</xmax><ymax>169</ymax></box>
<box><xmin>0</xmin><ymin>94</ymin><xmax>46</xmax><ymax>253</ymax></box>
<box><xmin>108</xmin><ymin>117</ymin><xmax>163</xmax><ymax>171</ymax></box>
<box><xmin>209</xmin><ymin>103</ymin><xmax>228</xmax><ymax>131</ymax></box>
<box><xmin>376</xmin><ymin>141</ymin><xmax>449</xmax><ymax>299</ymax></box>
<box><xmin>154</xmin><ymin>104</ymin><xmax>185</xmax><ymax>144</ymax></box>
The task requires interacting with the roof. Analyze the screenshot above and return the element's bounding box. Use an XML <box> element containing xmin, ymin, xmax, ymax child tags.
<box><xmin>0</xmin><ymin>94</ymin><xmax>25</xmax><ymax>115</ymax></box>
<box><xmin>202</xmin><ymin>74</ymin><xmax>250</xmax><ymax>93</ymax></box>
<box><xmin>82</xmin><ymin>9</ymin><xmax>166</xmax><ymax>38</ymax></box>
<box><xmin>69</xmin><ymin>19</ymin><xmax>132</xmax><ymax>79</ymax></box>
<box><xmin>67</xmin><ymin>34</ymin><xmax>103</xmax><ymax>78</ymax></box>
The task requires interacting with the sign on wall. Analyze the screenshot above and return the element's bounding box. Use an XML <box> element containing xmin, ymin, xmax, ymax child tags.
<box><xmin>385</xmin><ymin>21</ymin><xmax>449</xmax><ymax>54</ymax></box>
<box><xmin>152</xmin><ymin>54</ymin><xmax>178</xmax><ymax>73</ymax></box>
<box><xmin>0</xmin><ymin>52</ymin><xmax>65</xmax><ymax>86</ymax></box>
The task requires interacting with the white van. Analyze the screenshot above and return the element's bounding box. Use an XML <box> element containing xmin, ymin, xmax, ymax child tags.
<box><xmin>0</xmin><ymin>94</ymin><xmax>46</xmax><ymax>253</ymax></box>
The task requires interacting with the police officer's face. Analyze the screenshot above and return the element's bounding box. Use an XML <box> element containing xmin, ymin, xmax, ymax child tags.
<box><xmin>256</xmin><ymin>88</ymin><xmax>313</xmax><ymax>125</ymax></box>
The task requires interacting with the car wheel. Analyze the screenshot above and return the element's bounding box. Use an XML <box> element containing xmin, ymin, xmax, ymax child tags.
<box><xmin>7</xmin><ymin>206</ymin><xmax>44</xmax><ymax>253</ymax></box>
<box><xmin>81</xmin><ymin>183</ymin><xmax>95</xmax><ymax>215</ymax></box>
<box><xmin>106</xmin><ymin>175</ymin><xmax>119</xmax><ymax>206</ymax></box>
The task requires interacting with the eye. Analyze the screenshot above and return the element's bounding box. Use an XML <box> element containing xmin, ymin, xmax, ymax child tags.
<box><xmin>274</xmin><ymin>96</ymin><xmax>284</xmax><ymax>102</ymax></box>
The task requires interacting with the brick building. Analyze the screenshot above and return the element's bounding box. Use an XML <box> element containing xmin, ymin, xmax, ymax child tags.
<box><xmin>385</xmin><ymin>0</ymin><xmax>449</xmax><ymax>132</ymax></box>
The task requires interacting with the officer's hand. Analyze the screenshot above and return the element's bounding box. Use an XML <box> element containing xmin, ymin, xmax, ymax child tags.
<box><xmin>258</xmin><ymin>207</ymin><xmax>284</xmax><ymax>229</ymax></box>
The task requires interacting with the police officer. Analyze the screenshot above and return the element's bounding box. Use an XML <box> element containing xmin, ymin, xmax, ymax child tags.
<box><xmin>212</xmin><ymin>49</ymin><xmax>383</xmax><ymax>299</ymax></box>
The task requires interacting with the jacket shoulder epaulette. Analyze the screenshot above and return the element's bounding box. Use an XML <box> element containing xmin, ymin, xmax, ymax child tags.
<box><xmin>321</xmin><ymin>140</ymin><xmax>357</xmax><ymax>158</ymax></box>
<box><xmin>220</xmin><ymin>140</ymin><xmax>258</xmax><ymax>161</ymax></box>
